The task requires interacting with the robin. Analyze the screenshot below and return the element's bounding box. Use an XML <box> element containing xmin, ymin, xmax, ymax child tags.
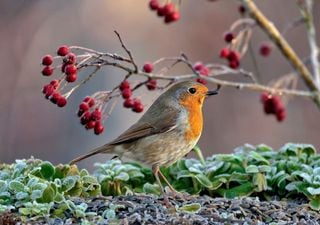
<box><xmin>70</xmin><ymin>80</ymin><xmax>218</xmax><ymax>199</ymax></box>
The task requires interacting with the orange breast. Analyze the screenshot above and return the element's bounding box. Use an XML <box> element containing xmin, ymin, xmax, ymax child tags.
<box><xmin>179</xmin><ymin>96</ymin><xmax>203</xmax><ymax>142</ymax></box>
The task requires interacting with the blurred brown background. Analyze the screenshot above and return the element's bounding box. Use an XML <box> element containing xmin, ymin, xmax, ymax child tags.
<box><xmin>0</xmin><ymin>0</ymin><xmax>319</xmax><ymax>169</ymax></box>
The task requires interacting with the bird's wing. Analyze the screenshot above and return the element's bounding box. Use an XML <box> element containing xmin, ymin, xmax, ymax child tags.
<box><xmin>108</xmin><ymin>108</ymin><xmax>179</xmax><ymax>145</ymax></box>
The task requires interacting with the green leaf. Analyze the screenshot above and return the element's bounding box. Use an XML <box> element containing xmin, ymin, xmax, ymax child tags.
<box><xmin>253</xmin><ymin>173</ymin><xmax>267</xmax><ymax>192</ymax></box>
<box><xmin>16</xmin><ymin>191</ymin><xmax>29</xmax><ymax>200</ymax></box>
<box><xmin>82</xmin><ymin>175</ymin><xmax>98</xmax><ymax>184</ymax></box>
<box><xmin>307</xmin><ymin>187</ymin><xmax>320</xmax><ymax>195</ymax></box>
<box><xmin>39</xmin><ymin>185</ymin><xmax>55</xmax><ymax>203</ymax></box>
<box><xmin>219</xmin><ymin>182</ymin><xmax>254</xmax><ymax>198</ymax></box>
<box><xmin>310</xmin><ymin>197</ymin><xmax>320</xmax><ymax>210</ymax></box>
<box><xmin>27</xmin><ymin>177</ymin><xmax>40</xmax><ymax>188</ymax></box>
<box><xmin>229</xmin><ymin>172</ymin><xmax>250</xmax><ymax>183</ymax></box>
<box><xmin>176</xmin><ymin>203</ymin><xmax>201</xmax><ymax>213</ymax></box>
<box><xmin>248</xmin><ymin>151</ymin><xmax>269</xmax><ymax>165</ymax></box>
<box><xmin>258</xmin><ymin>165</ymin><xmax>271</xmax><ymax>173</ymax></box>
<box><xmin>142</xmin><ymin>183</ymin><xmax>160</xmax><ymax>195</ymax></box>
<box><xmin>114</xmin><ymin>172</ymin><xmax>129</xmax><ymax>181</ymax></box>
<box><xmin>103</xmin><ymin>209</ymin><xmax>116</xmax><ymax>219</ymax></box>
<box><xmin>31</xmin><ymin>190</ymin><xmax>43</xmax><ymax>200</ymax></box>
<box><xmin>0</xmin><ymin>180</ymin><xmax>7</xmax><ymax>192</ymax></box>
<box><xmin>194</xmin><ymin>174</ymin><xmax>212</xmax><ymax>188</ymax></box>
<box><xmin>292</xmin><ymin>171</ymin><xmax>312</xmax><ymax>183</ymax></box>
<box><xmin>177</xmin><ymin>170</ymin><xmax>194</xmax><ymax>179</ymax></box>
<box><xmin>9</xmin><ymin>180</ymin><xmax>25</xmax><ymax>192</ymax></box>
<box><xmin>62</xmin><ymin>176</ymin><xmax>78</xmax><ymax>192</ymax></box>
<box><xmin>256</xmin><ymin>144</ymin><xmax>273</xmax><ymax>152</ymax></box>
<box><xmin>40</xmin><ymin>161</ymin><xmax>55</xmax><ymax>180</ymax></box>
<box><xmin>245</xmin><ymin>165</ymin><xmax>259</xmax><ymax>173</ymax></box>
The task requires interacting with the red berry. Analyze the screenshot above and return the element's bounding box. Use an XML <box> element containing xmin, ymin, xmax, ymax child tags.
<box><xmin>119</xmin><ymin>80</ymin><xmax>130</xmax><ymax>91</ymax></box>
<box><xmin>123</xmin><ymin>98</ymin><xmax>134</xmax><ymax>108</ymax></box>
<box><xmin>228</xmin><ymin>51</ymin><xmax>240</xmax><ymax>62</ymax></box>
<box><xmin>146</xmin><ymin>79</ymin><xmax>157</xmax><ymax>90</ymax></box>
<box><xmin>132</xmin><ymin>99</ymin><xmax>144</xmax><ymax>113</ymax></box>
<box><xmin>84</xmin><ymin>97</ymin><xmax>95</xmax><ymax>107</ymax></box>
<box><xmin>263</xmin><ymin>98</ymin><xmax>275</xmax><ymax>114</ymax></box>
<box><xmin>122</xmin><ymin>88</ymin><xmax>132</xmax><ymax>99</ymax></box>
<box><xmin>64</xmin><ymin>53</ymin><xmax>76</xmax><ymax>64</ymax></box>
<box><xmin>81</xmin><ymin>111</ymin><xmax>91</xmax><ymax>125</ymax></box>
<box><xmin>219</xmin><ymin>48</ymin><xmax>230</xmax><ymax>58</ymax></box>
<box><xmin>66</xmin><ymin>73</ymin><xmax>77</xmax><ymax>82</ymax></box>
<box><xmin>85</xmin><ymin>120</ymin><xmax>96</xmax><ymax>129</ymax></box>
<box><xmin>157</xmin><ymin>6</ymin><xmax>166</xmax><ymax>17</ymax></box>
<box><xmin>165</xmin><ymin>11</ymin><xmax>180</xmax><ymax>23</ymax></box>
<box><xmin>163</xmin><ymin>3</ymin><xmax>175</xmax><ymax>15</ymax></box>
<box><xmin>224</xmin><ymin>32</ymin><xmax>234</xmax><ymax>43</ymax></box>
<box><xmin>57</xmin><ymin>96</ymin><xmax>67</xmax><ymax>107</ymax></box>
<box><xmin>143</xmin><ymin>63</ymin><xmax>154</xmax><ymax>73</ymax></box>
<box><xmin>196</xmin><ymin>78</ymin><xmax>207</xmax><ymax>85</ymax></box>
<box><xmin>199</xmin><ymin>66</ymin><xmax>209</xmax><ymax>76</ymax></box>
<box><xmin>94</xmin><ymin>121</ymin><xmax>104</xmax><ymax>135</ymax></box>
<box><xmin>42</xmin><ymin>55</ymin><xmax>53</xmax><ymax>66</ymax></box>
<box><xmin>149</xmin><ymin>0</ymin><xmax>159</xmax><ymax>10</ymax></box>
<box><xmin>61</xmin><ymin>63</ymin><xmax>67</xmax><ymax>73</ymax></box>
<box><xmin>77</xmin><ymin>110</ymin><xmax>84</xmax><ymax>117</ymax></box>
<box><xmin>193</xmin><ymin>62</ymin><xmax>205</xmax><ymax>71</ymax></box>
<box><xmin>260</xmin><ymin>92</ymin><xmax>270</xmax><ymax>103</ymax></box>
<box><xmin>50</xmin><ymin>92</ymin><xmax>61</xmax><ymax>104</ymax></box>
<box><xmin>260</xmin><ymin>42</ymin><xmax>272</xmax><ymax>57</ymax></box>
<box><xmin>42</xmin><ymin>84</ymin><xmax>55</xmax><ymax>98</ymax></box>
<box><xmin>65</xmin><ymin>65</ymin><xmax>77</xmax><ymax>75</ymax></box>
<box><xmin>276</xmin><ymin>109</ymin><xmax>286</xmax><ymax>122</ymax></box>
<box><xmin>229</xmin><ymin>60</ymin><xmax>240</xmax><ymax>69</ymax></box>
<box><xmin>50</xmin><ymin>80</ymin><xmax>59</xmax><ymax>89</ymax></box>
<box><xmin>91</xmin><ymin>109</ymin><xmax>102</xmax><ymax>121</ymax></box>
<box><xmin>42</xmin><ymin>66</ymin><xmax>54</xmax><ymax>76</ymax></box>
<box><xmin>79</xmin><ymin>102</ymin><xmax>89</xmax><ymax>112</ymax></box>
<box><xmin>57</xmin><ymin>45</ymin><xmax>69</xmax><ymax>56</ymax></box>
<box><xmin>239</xmin><ymin>4</ymin><xmax>246</xmax><ymax>14</ymax></box>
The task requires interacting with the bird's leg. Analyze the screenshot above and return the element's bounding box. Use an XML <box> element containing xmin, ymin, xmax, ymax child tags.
<box><xmin>152</xmin><ymin>165</ymin><xmax>171</xmax><ymax>207</ymax></box>
<box><xmin>157</xmin><ymin>169</ymin><xmax>176</xmax><ymax>193</ymax></box>
<box><xmin>153</xmin><ymin>165</ymin><xmax>185</xmax><ymax>202</ymax></box>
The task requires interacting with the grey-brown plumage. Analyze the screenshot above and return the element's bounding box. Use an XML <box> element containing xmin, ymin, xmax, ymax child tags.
<box><xmin>69</xmin><ymin>81</ymin><xmax>218</xmax><ymax>198</ymax></box>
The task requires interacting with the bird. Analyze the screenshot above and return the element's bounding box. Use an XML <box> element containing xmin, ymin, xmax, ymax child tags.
<box><xmin>70</xmin><ymin>80</ymin><xmax>218</xmax><ymax>200</ymax></box>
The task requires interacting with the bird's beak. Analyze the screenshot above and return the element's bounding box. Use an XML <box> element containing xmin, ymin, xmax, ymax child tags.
<box><xmin>206</xmin><ymin>90</ymin><xmax>219</xmax><ymax>96</ymax></box>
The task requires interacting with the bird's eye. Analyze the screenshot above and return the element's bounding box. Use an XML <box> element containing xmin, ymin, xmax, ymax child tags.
<box><xmin>188</xmin><ymin>87</ymin><xmax>197</xmax><ymax>94</ymax></box>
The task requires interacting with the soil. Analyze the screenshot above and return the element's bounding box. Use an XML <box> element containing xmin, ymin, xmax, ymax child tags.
<box><xmin>0</xmin><ymin>194</ymin><xmax>319</xmax><ymax>225</ymax></box>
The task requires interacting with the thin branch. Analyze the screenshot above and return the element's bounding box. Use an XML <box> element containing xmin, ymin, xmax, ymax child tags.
<box><xmin>299</xmin><ymin>0</ymin><xmax>320</xmax><ymax>89</ymax></box>
<box><xmin>114</xmin><ymin>31</ymin><xmax>138</xmax><ymax>73</ymax></box>
<box><xmin>241</xmin><ymin>0</ymin><xmax>320</xmax><ymax>107</ymax></box>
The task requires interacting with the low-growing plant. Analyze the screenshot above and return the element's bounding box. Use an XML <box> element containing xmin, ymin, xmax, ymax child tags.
<box><xmin>0</xmin><ymin>143</ymin><xmax>319</xmax><ymax>223</ymax></box>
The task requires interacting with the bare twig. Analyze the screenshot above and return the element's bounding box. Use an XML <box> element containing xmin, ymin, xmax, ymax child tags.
<box><xmin>241</xmin><ymin>0</ymin><xmax>320</xmax><ymax>107</ymax></box>
<box><xmin>297</xmin><ymin>0</ymin><xmax>320</xmax><ymax>89</ymax></box>
<box><xmin>114</xmin><ymin>31</ymin><xmax>138</xmax><ymax>73</ymax></box>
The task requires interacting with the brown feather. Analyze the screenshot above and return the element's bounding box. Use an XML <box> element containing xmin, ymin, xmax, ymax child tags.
<box><xmin>69</xmin><ymin>106</ymin><xmax>180</xmax><ymax>164</ymax></box>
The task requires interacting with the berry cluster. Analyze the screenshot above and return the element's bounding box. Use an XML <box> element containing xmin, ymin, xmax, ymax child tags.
<box><xmin>260</xmin><ymin>92</ymin><xmax>286</xmax><ymax>122</ymax></box>
<box><xmin>42</xmin><ymin>80</ymin><xmax>67</xmax><ymax>107</ymax></box>
<box><xmin>120</xmin><ymin>81</ymin><xmax>144</xmax><ymax>113</ymax></box>
<box><xmin>193</xmin><ymin>62</ymin><xmax>210</xmax><ymax>85</ymax></box>
<box><xmin>78</xmin><ymin>97</ymin><xmax>104</xmax><ymax>135</ymax></box>
<box><xmin>219</xmin><ymin>32</ymin><xmax>241</xmax><ymax>69</ymax></box>
<box><xmin>40</xmin><ymin>45</ymin><xmax>79</xmax><ymax>107</ymax></box>
<box><xmin>149</xmin><ymin>0</ymin><xmax>180</xmax><ymax>24</ymax></box>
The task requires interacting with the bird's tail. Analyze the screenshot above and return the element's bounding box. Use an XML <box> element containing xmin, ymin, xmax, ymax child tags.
<box><xmin>69</xmin><ymin>144</ymin><xmax>112</xmax><ymax>165</ymax></box>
